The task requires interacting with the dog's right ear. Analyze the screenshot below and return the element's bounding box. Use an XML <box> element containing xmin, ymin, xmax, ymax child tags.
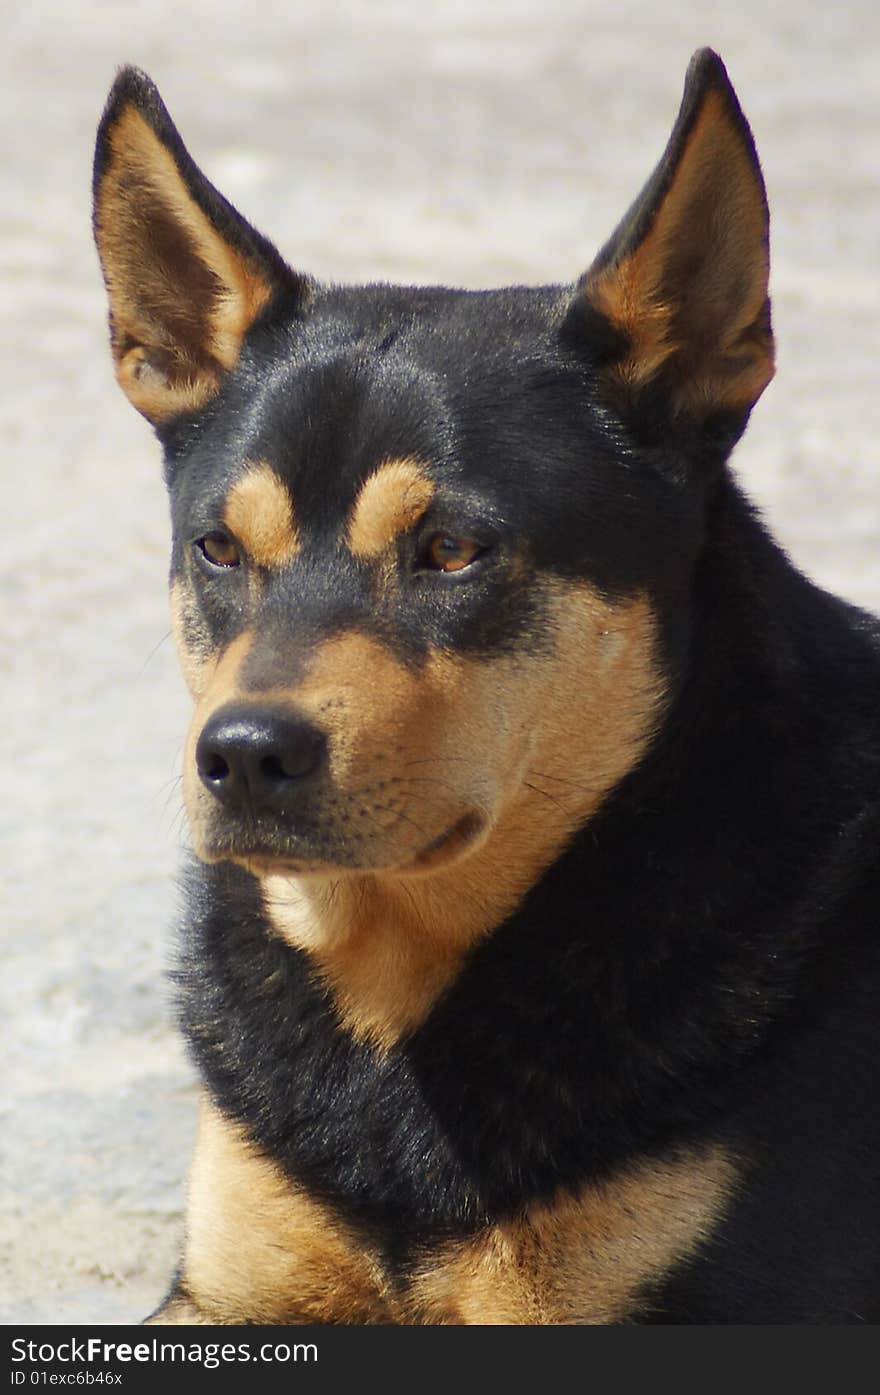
<box><xmin>93</xmin><ymin>68</ymin><xmax>307</xmax><ymax>424</ymax></box>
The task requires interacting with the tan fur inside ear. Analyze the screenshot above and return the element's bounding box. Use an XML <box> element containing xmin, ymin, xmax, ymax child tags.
<box><xmin>95</xmin><ymin>106</ymin><xmax>274</xmax><ymax>421</ymax></box>
<box><xmin>587</xmin><ymin>90</ymin><xmax>774</xmax><ymax>417</ymax></box>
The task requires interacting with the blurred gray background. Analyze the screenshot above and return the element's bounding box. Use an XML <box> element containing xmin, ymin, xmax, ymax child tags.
<box><xmin>2</xmin><ymin>0</ymin><xmax>878</xmax><ymax>1324</ymax></box>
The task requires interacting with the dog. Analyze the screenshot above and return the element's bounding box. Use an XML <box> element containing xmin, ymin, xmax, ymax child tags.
<box><xmin>92</xmin><ymin>49</ymin><xmax>880</xmax><ymax>1323</ymax></box>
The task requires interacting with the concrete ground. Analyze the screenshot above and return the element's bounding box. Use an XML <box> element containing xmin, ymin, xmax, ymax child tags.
<box><xmin>2</xmin><ymin>0</ymin><xmax>878</xmax><ymax>1325</ymax></box>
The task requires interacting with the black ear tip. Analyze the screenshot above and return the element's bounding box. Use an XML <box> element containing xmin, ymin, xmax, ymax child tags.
<box><xmin>103</xmin><ymin>64</ymin><xmax>158</xmax><ymax>113</ymax></box>
<box><xmin>95</xmin><ymin>67</ymin><xmax>162</xmax><ymax>204</ymax></box>
<box><xmin>687</xmin><ymin>47</ymin><xmax>727</xmax><ymax>79</ymax></box>
<box><xmin>98</xmin><ymin>64</ymin><xmax>172</xmax><ymax>141</ymax></box>
<box><xmin>95</xmin><ymin>64</ymin><xmax>179</xmax><ymax>197</ymax></box>
<box><xmin>679</xmin><ymin>48</ymin><xmax>757</xmax><ymax>157</ymax></box>
<box><xmin>112</xmin><ymin>63</ymin><xmax>159</xmax><ymax>98</ymax></box>
<box><xmin>683</xmin><ymin>48</ymin><xmax>739</xmax><ymax>104</ymax></box>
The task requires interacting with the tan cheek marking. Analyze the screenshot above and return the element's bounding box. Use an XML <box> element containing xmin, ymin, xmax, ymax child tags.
<box><xmin>525</xmin><ymin>585</ymin><xmax>665</xmax><ymax>805</ymax></box>
<box><xmin>223</xmin><ymin>461</ymin><xmax>299</xmax><ymax>568</ymax></box>
<box><xmin>191</xmin><ymin>627</ymin><xmax>257</xmax><ymax>724</ymax></box>
<box><xmin>169</xmin><ymin>578</ymin><xmax>214</xmax><ymax>699</ymax></box>
<box><xmin>263</xmin><ymin>587</ymin><xmax>666</xmax><ymax>1052</ymax></box>
<box><xmin>408</xmin><ymin>1145</ymin><xmax>738</xmax><ymax>1324</ymax></box>
<box><xmin>178</xmin><ymin>1097</ymin><xmax>394</xmax><ymax>1324</ymax></box>
<box><xmin>183</xmin><ymin>629</ymin><xmax>255</xmax><ymax>853</ymax></box>
<box><xmin>347</xmin><ymin>458</ymin><xmax>435</xmax><ymax>560</ymax></box>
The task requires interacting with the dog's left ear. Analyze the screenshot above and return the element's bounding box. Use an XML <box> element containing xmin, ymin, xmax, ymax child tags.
<box><xmin>568</xmin><ymin>49</ymin><xmax>774</xmax><ymax>424</ymax></box>
<box><xmin>93</xmin><ymin>67</ymin><xmax>307</xmax><ymax>424</ymax></box>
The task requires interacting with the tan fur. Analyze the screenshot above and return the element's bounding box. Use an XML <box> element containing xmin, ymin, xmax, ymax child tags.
<box><xmin>114</xmin><ymin>345</ymin><xmax>217</xmax><ymax>421</ymax></box>
<box><xmin>156</xmin><ymin>1100</ymin><xmax>736</xmax><ymax>1324</ymax></box>
<box><xmin>168</xmin><ymin>1098</ymin><xmax>393</xmax><ymax>1324</ymax></box>
<box><xmin>169</xmin><ymin>579</ymin><xmax>215</xmax><ymax>699</ymax></box>
<box><xmin>408</xmin><ymin>1145</ymin><xmax>738</xmax><ymax>1324</ymax></box>
<box><xmin>346</xmin><ymin>458</ymin><xmax>436</xmax><ymax>559</ymax></box>
<box><xmin>261</xmin><ymin>584</ymin><xmax>665</xmax><ymax>1048</ymax></box>
<box><xmin>587</xmin><ymin>89</ymin><xmax>773</xmax><ymax>415</ymax></box>
<box><xmin>183</xmin><ymin>630</ymin><xmax>255</xmax><ymax>851</ymax></box>
<box><xmin>223</xmin><ymin>461</ymin><xmax>299</xmax><ymax>568</ymax></box>
<box><xmin>95</xmin><ymin>105</ymin><xmax>273</xmax><ymax>421</ymax></box>
<box><xmin>590</xmin><ymin>245</ymin><xmax>675</xmax><ymax>391</ymax></box>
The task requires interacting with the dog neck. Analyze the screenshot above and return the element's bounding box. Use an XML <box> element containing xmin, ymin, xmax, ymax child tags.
<box><xmin>259</xmin><ymin>778</ymin><xmax>583</xmax><ymax>1050</ymax></box>
<box><xmin>260</xmin><ymin>735</ymin><xmax>643</xmax><ymax>1051</ymax></box>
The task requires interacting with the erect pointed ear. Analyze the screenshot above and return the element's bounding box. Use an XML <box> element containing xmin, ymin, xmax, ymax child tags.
<box><xmin>570</xmin><ymin>50</ymin><xmax>774</xmax><ymax>423</ymax></box>
<box><xmin>92</xmin><ymin>67</ymin><xmax>308</xmax><ymax>424</ymax></box>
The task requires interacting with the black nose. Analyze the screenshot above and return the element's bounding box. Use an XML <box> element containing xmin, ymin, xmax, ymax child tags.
<box><xmin>195</xmin><ymin>704</ymin><xmax>327</xmax><ymax>812</ymax></box>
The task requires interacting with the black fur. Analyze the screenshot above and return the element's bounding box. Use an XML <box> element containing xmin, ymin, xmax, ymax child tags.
<box><xmin>94</xmin><ymin>49</ymin><xmax>880</xmax><ymax>1322</ymax></box>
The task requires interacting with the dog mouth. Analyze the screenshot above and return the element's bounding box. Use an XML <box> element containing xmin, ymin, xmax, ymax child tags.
<box><xmin>202</xmin><ymin>810</ymin><xmax>486</xmax><ymax>879</ymax></box>
<box><xmin>399</xmin><ymin>811</ymin><xmax>485</xmax><ymax>873</ymax></box>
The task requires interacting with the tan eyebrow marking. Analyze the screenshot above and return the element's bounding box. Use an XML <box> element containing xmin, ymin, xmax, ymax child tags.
<box><xmin>346</xmin><ymin>458</ymin><xmax>436</xmax><ymax>560</ymax></box>
<box><xmin>223</xmin><ymin>462</ymin><xmax>298</xmax><ymax>568</ymax></box>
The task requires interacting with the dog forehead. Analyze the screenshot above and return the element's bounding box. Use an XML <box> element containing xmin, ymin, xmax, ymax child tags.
<box><xmin>222</xmin><ymin>282</ymin><xmax>569</xmax><ymax>511</ymax></box>
<box><xmin>230</xmin><ymin>348</ymin><xmax>452</xmax><ymax>537</ymax></box>
<box><xmin>168</xmin><ymin>279</ymin><xmax>639</xmax><ymax>584</ymax></box>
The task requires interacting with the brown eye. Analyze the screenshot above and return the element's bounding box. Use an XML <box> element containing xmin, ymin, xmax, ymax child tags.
<box><xmin>424</xmin><ymin>535</ymin><xmax>484</xmax><ymax>573</ymax></box>
<box><xmin>196</xmin><ymin>532</ymin><xmax>240</xmax><ymax>568</ymax></box>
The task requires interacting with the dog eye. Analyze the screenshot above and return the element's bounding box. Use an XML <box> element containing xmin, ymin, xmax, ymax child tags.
<box><xmin>196</xmin><ymin>532</ymin><xmax>241</xmax><ymax>568</ymax></box>
<box><xmin>423</xmin><ymin>535</ymin><xmax>484</xmax><ymax>573</ymax></box>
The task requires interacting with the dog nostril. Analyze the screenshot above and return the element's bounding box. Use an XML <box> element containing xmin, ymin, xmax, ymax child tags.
<box><xmin>202</xmin><ymin>752</ymin><xmax>230</xmax><ymax>783</ymax></box>
<box><xmin>259</xmin><ymin>730</ymin><xmax>324</xmax><ymax>783</ymax></box>
<box><xmin>260</xmin><ymin>754</ymin><xmax>292</xmax><ymax>783</ymax></box>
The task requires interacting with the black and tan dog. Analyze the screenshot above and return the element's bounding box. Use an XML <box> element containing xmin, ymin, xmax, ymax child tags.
<box><xmin>92</xmin><ymin>50</ymin><xmax>880</xmax><ymax>1323</ymax></box>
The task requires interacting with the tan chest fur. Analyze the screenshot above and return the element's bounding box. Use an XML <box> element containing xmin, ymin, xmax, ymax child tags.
<box><xmin>151</xmin><ymin>1099</ymin><xmax>737</xmax><ymax>1326</ymax></box>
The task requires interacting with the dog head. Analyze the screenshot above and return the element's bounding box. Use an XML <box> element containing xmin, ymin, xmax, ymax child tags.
<box><xmin>93</xmin><ymin>50</ymin><xmax>773</xmax><ymax>883</ymax></box>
